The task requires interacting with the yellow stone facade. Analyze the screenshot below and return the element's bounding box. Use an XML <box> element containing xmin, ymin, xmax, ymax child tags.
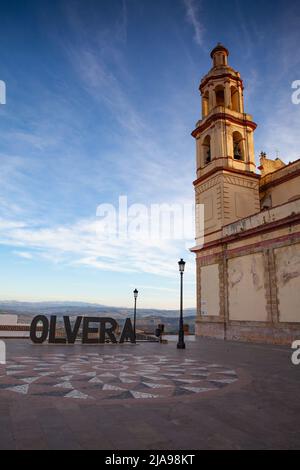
<box><xmin>191</xmin><ymin>44</ymin><xmax>300</xmax><ymax>344</ymax></box>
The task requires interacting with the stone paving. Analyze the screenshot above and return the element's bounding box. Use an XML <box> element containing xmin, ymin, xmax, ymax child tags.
<box><xmin>0</xmin><ymin>352</ymin><xmax>238</xmax><ymax>402</ymax></box>
<box><xmin>0</xmin><ymin>338</ymin><xmax>299</xmax><ymax>449</ymax></box>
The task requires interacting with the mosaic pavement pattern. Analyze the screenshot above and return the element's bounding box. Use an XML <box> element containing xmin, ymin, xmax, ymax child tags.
<box><xmin>0</xmin><ymin>353</ymin><xmax>238</xmax><ymax>401</ymax></box>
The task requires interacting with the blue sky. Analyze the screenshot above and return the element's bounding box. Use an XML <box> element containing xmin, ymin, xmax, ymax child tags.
<box><xmin>0</xmin><ymin>0</ymin><xmax>299</xmax><ymax>308</ymax></box>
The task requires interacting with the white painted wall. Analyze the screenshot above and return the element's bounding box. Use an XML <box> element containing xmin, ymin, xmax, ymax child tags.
<box><xmin>0</xmin><ymin>331</ymin><xmax>29</xmax><ymax>338</ymax></box>
<box><xmin>0</xmin><ymin>314</ymin><xmax>18</xmax><ymax>325</ymax></box>
<box><xmin>0</xmin><ymin>340</ymin><xmax>5</xmax><ymax>364</ymax></box>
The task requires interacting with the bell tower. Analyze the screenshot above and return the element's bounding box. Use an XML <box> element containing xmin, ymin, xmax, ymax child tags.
<box><xmin>193</xmin><ymin>44</ymin><xmax>260</xmax><ymax>245</ymax></box>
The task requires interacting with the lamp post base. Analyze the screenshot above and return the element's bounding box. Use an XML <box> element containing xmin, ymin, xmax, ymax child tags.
<box><xmin>177</xmin><ymin>342</ymin><xmax>186</xmax><ymax>349</ymax></box>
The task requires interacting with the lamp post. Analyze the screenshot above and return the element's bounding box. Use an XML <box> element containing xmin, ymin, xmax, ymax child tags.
<box><xmin>177</xmin><ymin>258</ymin><xmax>186</xmax><ymax>349</ymax></box>
<box><xmin>133</xmin><ymin>289</ymin><xmax>138</xmax><ymax>343</ymax></box>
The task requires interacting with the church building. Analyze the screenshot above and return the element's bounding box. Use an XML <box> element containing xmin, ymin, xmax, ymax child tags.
<box><xmin>191</xmin><ymin>44</ymin><xmax>300</xmax><ymax>344</ymax></box>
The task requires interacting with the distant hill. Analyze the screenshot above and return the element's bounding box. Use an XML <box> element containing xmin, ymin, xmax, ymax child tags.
<box><xmin>0</xmin><ymin>300</ymin><xmax>196</xmax><ymax>319</ymax></box>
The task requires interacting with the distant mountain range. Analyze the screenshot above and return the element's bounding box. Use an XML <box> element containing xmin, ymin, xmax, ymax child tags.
<box><xmin>0</xmin><ymin>300</ymin><xmax>196</xmax><ymax>319</ymax></box>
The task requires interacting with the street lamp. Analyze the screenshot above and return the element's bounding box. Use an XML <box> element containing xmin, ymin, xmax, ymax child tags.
<box><xmin>177</xmin><ymin>258</ymin><xmax>186</xmax><ymax>349</ymax></box>
<box><xmin>133</xmin><ymin>289</ymin><xmax>138</xmax><ymax>343</ymax></box>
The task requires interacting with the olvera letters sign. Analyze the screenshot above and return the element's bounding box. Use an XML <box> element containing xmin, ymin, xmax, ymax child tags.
<box><xmin>30</xmin><ymin>315</ymin><xmax>135</xmax><ymax>344</ymax></box>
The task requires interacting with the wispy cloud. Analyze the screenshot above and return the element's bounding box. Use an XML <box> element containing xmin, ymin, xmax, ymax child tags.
<box><xmin>59</xmin><ymin>4</ymin><xmax>195</xmax><ymax>204</ymax></box>
<box><xmin>0</xmin><ymin>0</ymin><xmax>200</xmax><ymax>306</ymax></box>
<box><xmin>134</xmin><ymin>284</ymin><xmax>177</xmax><ymax>293</ymax></box>
<box><xmin>257</xmin><ymin>98</ymin><xmax>300</xmax><ymax>163</ymax></box>
<box><xmin>13</xmin><ymin>251</ymin><xmax>33</xmax><ymax>260</ymax></box>
<box><xmin>0</xmin><ymin>215</ymin><xmax>194</xmax><ymax>278</ymax></box>
<box><xmin>248</xmin><ymin>93</ymin><xmax>300</xmax><ymax>165</ymax></box>
<box><xmin>117</xmin><ymin>0</ymin><xmax>128</xmax><ymax>43</ymax></box>
<box><xmin>183</xmin><ymin>0</ymin><xmax>205</xmax><ymax>47</ymax></box>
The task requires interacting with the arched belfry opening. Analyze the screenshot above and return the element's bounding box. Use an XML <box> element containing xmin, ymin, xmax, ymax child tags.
<box><xmin>202</xmin><ymin>135</ymin><xmax>211</xmax><ymax>165</ymax></box>
<box><xmin>215</xmin><ymin>85</ymin><xmax>225</xmax><ymax>107</ymax></box>
<box><xmin>202</xmin><ymin>91</ymin><xmax>209</xmax><ymax>117</ymax></box>
<box><xmin>232</xmin><ymin>131</ymin><xmax>244</xmax><ymax>161</ymax></box>
<box><xmin>231</xmin><ymin>86</ymin><xmax>240</xmax><ymax>112</ymax></box>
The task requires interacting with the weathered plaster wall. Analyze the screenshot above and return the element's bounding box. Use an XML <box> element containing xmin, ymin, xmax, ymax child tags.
<box><xmin>223</xmin><ymin>175</ymin><xmax>260</xmax><ymax>225</ymax></box>
<box><xmin>270</xmin><ymin>178</ymin><xmax>300</xmax><ymax>207</ymax></box>
<box><xmin>275</xmin><ymin>243</ymin><xmax>300</xmax><ymax>323</ymax></box>
<box><xmin>200</xmin><ymin>264</ymin><xmax>220</xmax><ymax>316</ymax></box>
<box><xmin>223</xmin><ymin>198</ymin><xmax>300</xmax><ymax>238</ymax></box>
<box><xmin>195</xmin><ymin>176</ymin><xmax>222</xmax><ymax>236</ymax></box>
<box><xmin>259</xmin><ymin>159</ymin><xmax>300</xmax><ymax>208</ymax></box>
<box><xmin>228</xmin><ymin>253</ymin><xmax>267</xmax><ymax>321</ymax></box>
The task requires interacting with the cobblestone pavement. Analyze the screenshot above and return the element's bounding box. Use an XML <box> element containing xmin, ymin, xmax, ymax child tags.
<box><xmin>0</xmin><ymin>338</ymin><xmax>299</xmax><ymax>449</ymax></box>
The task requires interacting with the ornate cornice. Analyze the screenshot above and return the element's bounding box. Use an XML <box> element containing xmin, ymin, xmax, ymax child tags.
<box><xmin>191</xmin><ymin>215</ymin><xmax>300</xmax><ymax>254</ymax></box>
<box><xmin>260</xmin><ymin>166</ymin><xmax>300</xmax><ymax>192</ymax></box>
<box><xmin>195</xmin><ymin>175</ymin><xmax>222</xmax><ymax>194</ymax></box>
<box><xmin>200</xmin><ymin>73</ymin><xmax>243</xmax><ymax>93</ymax></box>
<box><xmin>196</xmin><ymin>156</ymin><xmax>256</xmax><ymax>173</ymax></box>
<box><xmin>192</xmin><ymin>112</ymin><xmax>257</xmax><ymax>138</ymax></box>
<box><xmin>193</xmin><ymin>167</ymin><xmax>260</xmax><ymax>187</ymax></box>
<box><xmin>223</xmin><ymin>174</ymin><xmax>259</xmax><ymax>190</ymax></box>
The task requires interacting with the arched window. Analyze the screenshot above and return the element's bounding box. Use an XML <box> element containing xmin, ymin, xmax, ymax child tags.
<box><xmin>232</xmin><ymin>131</ymin><xmax>244</xmax><ymax>161</ymax></box>
<box><xmin>202</xmin><ymin>91</ymin><xmax>209</xmax><ymax>117</ymax></box>
<box><xmin>202</xmin><ymin>135</ymin><xmax>211</xmax><ymax>165</ymax></box>
<box><xmin>215</xmin><ymin>85</ymin><xmax>225</xmax><ymax>107</ymax></box>
<box><xmin>231</xmin><ymin>86</ymin><xmax>240</xmax><ymax>112</ymax></box>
